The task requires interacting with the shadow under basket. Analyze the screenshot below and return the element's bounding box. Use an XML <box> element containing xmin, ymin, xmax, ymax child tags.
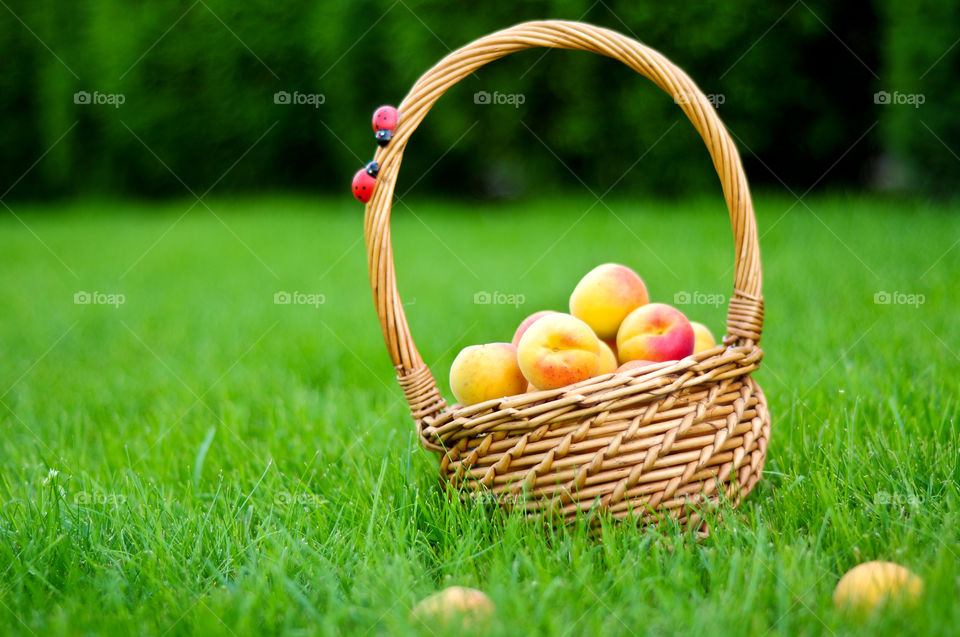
<box><xmin>364</xmin><ymin>20</ymin><xmax>770</xmax><ymax>530</ymax></box>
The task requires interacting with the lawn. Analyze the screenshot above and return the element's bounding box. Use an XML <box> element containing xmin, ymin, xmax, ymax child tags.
<box><xmin>0</xmin><ymin>193</ymin><xmax>958</xmax><ymax>635</ymax></box>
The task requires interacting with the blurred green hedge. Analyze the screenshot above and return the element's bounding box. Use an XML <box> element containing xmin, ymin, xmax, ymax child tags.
<box><xmin>0</xmin><ymin>0</ymin><xmax>955</xmax><ymax>199</ymax></box>
<box><xmin>879</xmin><ymin>0</ymin><xmax>960</xmax><ymax>194</ymax></box>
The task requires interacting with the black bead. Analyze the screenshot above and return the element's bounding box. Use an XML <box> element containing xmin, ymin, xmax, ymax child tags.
<box><xmin>365</xmin><ymin>161</ymin><xmax>379</xmax><ymax>177</ymax></box>
<box><xmin>375</xmin><ymin>129</ymin><xmax>392</xmax><ymax>146</ymax></box>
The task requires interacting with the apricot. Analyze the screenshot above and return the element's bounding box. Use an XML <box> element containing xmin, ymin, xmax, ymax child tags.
<box><xmin>449</xmin><ymin>343</ymin><xmax>527</xmax><ymax>406</ymax></box>
<box><xmin>411</xmin><ymin>586</ymin><xmax>494</xmax><ymax>626</ymax></box>
<box><xmin>569</xmin><ymin>264</ymin><xmax>649</xmax><ymax>340</ymax></box>
<box><xmin>616</xmin><ymin>359</ymin><xmax>655</xmax><ymax>373</ymax></box>
<box><xmin>517</xmin><ymin>313</ymin><xmax>600</xmax><ymax>390</ymax></box>
<box><xmin>597</xmin><ymin>339</ymin><xmax>618</xmax><ymax>375</ymax></box>
<box><xmin>690</xmin><ymin>321</ymin><xmax>717</xmax><ymax>353</ymax></box>
<box><xmin>833</xmin><ymin>561</ymin><xmax>923</xmax><ymax>611</ymax></box>
<box><xmin>511</xmin><ymin>310</ymin><xmax>557</xmax><ymax>347</ymax></box>
<box><xmin>617</xmin><ymin>303</ymin><xmax>695</xmax><ymax>363</ymax></box>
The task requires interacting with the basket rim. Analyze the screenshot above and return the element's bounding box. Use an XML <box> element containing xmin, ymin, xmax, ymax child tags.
<box><xmin>420</xmin><ymin>343</ymin><xmax>763</xmax><ymax>452</ymax></box>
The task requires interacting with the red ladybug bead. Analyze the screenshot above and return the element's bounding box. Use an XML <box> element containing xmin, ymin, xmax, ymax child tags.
<box><xmin>372</xmin><ymin>106</ymin><xmax>398</xmax><ymax>147</ymax></box>
<box><xmin>351</xmin><ymin>161</ymin><xmax>379</xmax><ymax>203</ymax></box>
<box><xmin>372</xmin><ymin>105</ymin><xmax>398</xmax><ymax>133</ymax></box>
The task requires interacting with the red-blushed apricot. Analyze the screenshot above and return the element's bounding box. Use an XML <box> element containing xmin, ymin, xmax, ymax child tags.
<box><xmin>518</xmin><ymin>313</ymin><xmax>600</xmax><ymax>390</ymax></box>
<box><xmin>616</xmin><ymin>359</ymin><xmax>656</xmax><ymax>373</ymax></box>
<box><xmin>511</xmin><ymin>310</ymin><xmax>558</xmax><ymax>347</ymax></box>
<box><xmin>617</xmin><ymin>303</ymin><xmax>695</xmax><ymax>363</ymax></box>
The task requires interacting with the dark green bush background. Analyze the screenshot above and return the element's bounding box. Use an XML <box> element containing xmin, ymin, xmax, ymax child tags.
<box><xmin>1</xmin><ymin>0</ymin><xmax>957</xmax><ymax>199</ymax></box>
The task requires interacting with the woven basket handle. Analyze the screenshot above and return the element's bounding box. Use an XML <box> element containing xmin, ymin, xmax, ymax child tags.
<box><xmin>364</xmin><ymin>20</ymin><xmax>764</xmax><ymax>429</ymax></box>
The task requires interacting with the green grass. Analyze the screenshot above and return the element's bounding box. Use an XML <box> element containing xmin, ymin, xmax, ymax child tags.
<box><xmin>1</xmin><ymin>193</ymin><xmax>958</xmax><ymax>636</ymax></box>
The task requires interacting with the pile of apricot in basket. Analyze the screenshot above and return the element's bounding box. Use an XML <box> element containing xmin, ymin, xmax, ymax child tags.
<box><xmin>450</xmin><ymin>264</ymin><xmax>718</xmax><ymax>406</ymax></box>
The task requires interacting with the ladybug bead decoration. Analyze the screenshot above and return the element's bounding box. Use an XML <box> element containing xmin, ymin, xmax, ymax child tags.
<box><xmin>351</xmin><ymin>161</ymin><xmax>379</xmax><ymax>203</ymax></box>
<box><xmin>351</xmin><ymin>105</ymin><xmax>398</xmax><ymax>203</ymax></box>
<box><xmin>372</xmin><ymin>105</ymin><xmax>399</xmax><ymax>146</ymax></box>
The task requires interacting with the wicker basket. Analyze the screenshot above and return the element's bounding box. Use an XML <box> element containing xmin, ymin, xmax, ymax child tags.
<box><xmin>364</xmin><ymin>20</ymin><xmax>769</xmax><ymax>530</ymax></box>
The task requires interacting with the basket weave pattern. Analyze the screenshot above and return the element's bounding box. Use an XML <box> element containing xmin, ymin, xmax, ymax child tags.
<box><xmin>365</xmin><ymin>21</ymin><xmax>769</xmax><ymax>528</ymax></box>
